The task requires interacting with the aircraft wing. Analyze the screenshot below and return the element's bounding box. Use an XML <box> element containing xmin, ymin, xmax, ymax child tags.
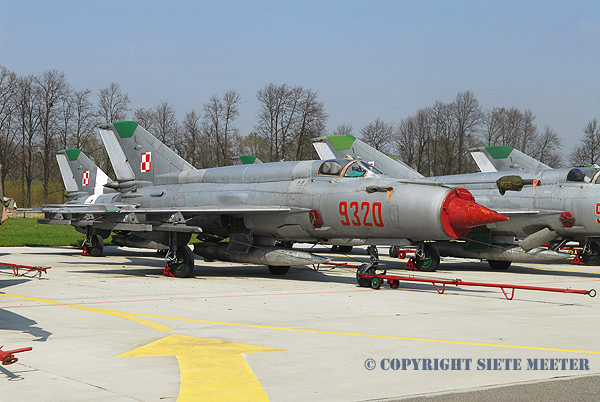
<box><xmin>39</xmin><ymin>204</ymin><xmax>302</xmax><ymax>233</ymax></box>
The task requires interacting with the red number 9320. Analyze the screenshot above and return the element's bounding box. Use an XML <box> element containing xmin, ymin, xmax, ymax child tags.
<box><xmin>339</xmin><ymin>201</ymin><xmax>384</xmax><ymax>227</ymax></box>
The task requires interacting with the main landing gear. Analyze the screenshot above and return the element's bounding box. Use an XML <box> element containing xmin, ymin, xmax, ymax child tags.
<box><xmin>82</xmin><ymin>227</ymin><xmax>103</xmax><ymax>257</ymax></box>
<box><xmin>413</xmin><ymin>242</ymin><xmax>440</xmax><ymax>272</ymax></box>
<box><xmin>164</xmin><ymin>232</ymin><xmax>194</xmax><ymax>278</ymax></box>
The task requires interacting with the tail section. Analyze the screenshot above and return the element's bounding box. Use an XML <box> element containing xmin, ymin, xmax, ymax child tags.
<box><xmin>98</xmin><ymin>121</ymin><xmax>194</xmax><ymax>186</ymax></box>
<box><xmin>56</xmin><ymin>149</ymin><xmax>113</xmax><ymax>199</ymax></box>
<box><xmin>469</xmin><ymin>146</ymin><xmax>550</xmax><ymax>172</ymax></box>
<box><xmin>311</xmin><ymin>135</ymin><xmax>424</xmax><ymax>180</ymax></box>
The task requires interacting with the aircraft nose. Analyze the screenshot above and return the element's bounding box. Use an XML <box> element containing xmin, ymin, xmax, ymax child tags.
<box><xmin>441</xmin><ymin>188</ymin><xmax>509</xmax><ymax>238</ymax></box>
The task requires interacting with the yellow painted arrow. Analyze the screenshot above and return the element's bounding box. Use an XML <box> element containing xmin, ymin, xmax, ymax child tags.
<box><xmin>117</xmin><ymin>334</ymin><xmax>283</xmax><ymax>401</ymax></box>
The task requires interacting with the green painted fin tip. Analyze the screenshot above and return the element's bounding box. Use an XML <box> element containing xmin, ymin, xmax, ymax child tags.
<box><xmin>327</xmin><ymin>135</ymin><xmax>356</xmax><ymax>150</ymax></box>
<box><xmin>113</xmin><ymin>121</ymin><xmax>139</xmax><ymax>138</ymax></box>
<box><xmin>64</xmin><ymin>148</ymin><xmax>81</xmax><ymax>161</ymax></box>
<box><xmin>238</xmin><ymin>155</ymin><xmax>257</xmax><ymax>164</ymax></box>
<box><xmin>484</xmin><ymin>145</ymin><xmax>514</xmax><ymax>159</ymax></box>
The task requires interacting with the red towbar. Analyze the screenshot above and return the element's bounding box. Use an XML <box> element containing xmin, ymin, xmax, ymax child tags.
<box><xmin>0</xmin><ymin>262</ymin><xmax>51</xmax><ymax>277</ymax></box>
<box><xmin>357</xmin><ymin>272</ymin><xmax>596</xmax><ymax>300</ymax></box>
<box><xmin>0</xmin><ymin>346</ymin><xmax>33</xmax><ymax>365</ymax></box>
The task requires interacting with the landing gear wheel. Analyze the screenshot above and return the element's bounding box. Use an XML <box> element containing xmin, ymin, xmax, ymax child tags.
<box><xmin>268</xmin><ymin>265</ymin><xmax>290</xmax><ymax>275</ymax></box>
<box><xmin>85</xmin><ymin>234</ymin><xmax>104</xmax><ymax>257</ymax></box>
<box><xmin>581</xmin><ymin>242</ymin><xmax>600</xmax><ymax>265</ymax></box>
<box><xmin>388</xmin><ymin>279</ymin><xmax>399</xmax><ymax>289</ymax></box>
<box><xmin>371</xmin><ymin>276</ymin><xmax>381</xmax><ymax>289</ymax></box>
<box><xmin>168</xmin><ymin>246</ymin><xmax>195</xmax><ymax>278</ymax></box>
<box><xmin>415</xmin><ymin>243</ymin><xmax>440</xmax><ymax>272</ymax></box>
<box><xmin>488</xmin><ymin>260</ymin><xmax>511</xmax><ymax>270</ymax></box>
<box><xmin>389</xmin><ymin>246</ymin><xmax>399</xmax><ymax>258</ymax></box>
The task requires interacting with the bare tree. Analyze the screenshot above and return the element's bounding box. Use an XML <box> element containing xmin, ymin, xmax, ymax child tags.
<box><xmin>203</xmin><ymin>90</ymin><xmax>241</xmax><ymax>165</ymax></box>
<box><xmin>97</xmin><ymin>82</ymin><xmax>130</xmax><ymax>124</ymax></box>
<box><xmin>36</xmin><ymin>69</ymin><xmax>69</xmax><ymax>201</ymax></box>
<box><xmin>70</xmin><ymin>89</ymin><xmax>96</xmax><ymax>151</ymax></box>
<box><xmin>332</xmin><ymin>123</ymin><xmax>353</xmax><ymax>136</ymax></box>
<box><xmin>360</xmin><ymin>117</ymin><xmax>393</xmax><ymax>153</ymax></box>
<box><xmin>0</xmin><ymin>66</ymin><xmax>17</xmax><ymax>193</ymax></box>
<box><xmin>570</xmin><ymin>118</ymin><xmax>600</xmax><ymax>166</ymax></box>
<box><xmin>153</xmin><ymin>100</ymin><xmax>178</xmax><ymax>148</ymax></box>
<box><xmin>96</xmin><ymin>83</ymin><xmax>130</xmax><ymax>173</ymax></box>
<box><xmin>180</xmin><ymin>110</ymin><xmax>204</xmax><ymax>167</ymax></box>
<box><xmin>256</xmin><ymin>83</ymin><xmax>326</xmax><ymax>162</ymax></box>
<box><xmin>133</xmin><ymin>107</ymin><xmax>156</xmax><ymax>133</ymax></box>
<box><xmin>452</xmin><ymin>91</ymin><xmax>482</xmax><ymax>173</ymax></box>
<box><xmin>14</xmin><ymin>75</ymin><xmax>42</xmax><ymax>207</ymax></box>
<box><xmin>532</xmin><ymin>126</ymin><xmax>562</xmax><ymax>167</ymax></box>
<box><xmin>481</xmin><ymin>107</ymin><xmax>505</xmax><ymax>145</ymax></box>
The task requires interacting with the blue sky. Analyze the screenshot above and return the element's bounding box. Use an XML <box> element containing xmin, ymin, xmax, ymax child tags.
<box><xmin>1</xmin><ymin>0</ymin><xmax>598</xmax><ymax>153</ymax></box>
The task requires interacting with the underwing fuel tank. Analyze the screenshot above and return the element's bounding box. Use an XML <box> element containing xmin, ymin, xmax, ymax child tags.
<box><xmin>193</xmin><ymin>243</ymin><xmax>329</xmax><ymax>266</ymax></box>
<box><xmin>435</xmin><ymin>241</ymin><xmax>574</xmax><ymax>262</ymax></box>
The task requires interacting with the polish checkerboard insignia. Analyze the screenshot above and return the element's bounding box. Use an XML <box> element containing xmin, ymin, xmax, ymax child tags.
<box><xmin>141</xmin><ymin>152</ymin><xmax>151</xmax><ymax>172</ymax></box>
<box><xmin>82</xmin><ymin>171</ymin><xmax>89</xmax><ymax>186</ymax></box>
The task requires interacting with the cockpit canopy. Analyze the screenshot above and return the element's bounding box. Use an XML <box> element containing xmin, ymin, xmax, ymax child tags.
<box><xmin>317</xmin><ymin>159</ymin><xmax>383</xmax><ymax>178</ymax></box>
<box><xmin>566</xmin><ymin>167</ymin><xmax>600</xmax><ymax>183</ymax></box>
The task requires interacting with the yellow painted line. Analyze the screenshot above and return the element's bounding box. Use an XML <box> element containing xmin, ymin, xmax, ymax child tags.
<box><xmin>117</xmin><ymin>334</ymin><xmax>282</xmax><ymax>402</ymax></box>
<box><xmin>1</xmin><ymin>293</ymin><xmax>172</xmax><ymax>331</ymax></box>
<box><xmin>109</xmin><ymin>310</ymin><xmax>600</xmax><ymax>355</ymax></box>
<box><xmin>3</xmin><ymin>292</ymin><xmax>599</xmax><ymax>354</ymax></box>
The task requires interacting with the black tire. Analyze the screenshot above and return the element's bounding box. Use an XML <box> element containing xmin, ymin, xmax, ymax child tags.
<box><xmin>581</xmin><ymin>242</ymin><xmax>600</xmax><ymax>265</ymax></box>
<box><xmin>268</xmin><ymin>265</ymin><xmax>290</xmax><ymax>275</ymax></box>
<box><xmin>488</xmin><ymin>260</ymin><xmax>511</xmax><ymax>270</ymax></box>
<box><xmin>339</xmin><ymin>245</ymin><xmax>353</xmax><ymax>253</ymax></box>
<box><xmin>169</xmin><ymin>246</ymin><xmax>194</xmax><ymax>278</ymax></box>
<box><xmin>389</xmin><ymin>279</ymin><xmax>399</xmax><ymax>289</ymax></box>
<box><xmin>415</xmin><ymin>243</ymin><xmax>440</xmax><ymax>272</ymax></box>
<box><xmin>86</xmin><ymin>234</ymin><xmax>104</xmax><ymax>257</ymax></box>
<box><xmin>389</xmin><ymin>246</ymin><xmax>399</xmax><ymax>258</ymax></box>
<box><xmin>356</xmin><ymin>267</ymin><xmax>375</xmax><ymax>287</ymax></box>
<box><xmin>371</xmin><ymin>276</ymin><xmax>381</xmax><ymax>289</ymax></box>
<box><xmin>276</xmin><ymin>241</ymin><xmax>294</xmax><ymax>249</ymax></box>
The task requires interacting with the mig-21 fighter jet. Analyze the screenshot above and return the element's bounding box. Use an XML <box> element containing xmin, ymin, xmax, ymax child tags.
<box><xmin>312</xmin><ymin>135</ymin><xmax>598</xmax><ymax>270</ymax></box>
<box><xmin>40</xmin><ymin>122</ymin><xmax>508</xmax><ymax>277</ymax></box>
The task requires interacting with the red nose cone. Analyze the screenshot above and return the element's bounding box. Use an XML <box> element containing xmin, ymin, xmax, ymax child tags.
<box><xmin>441</xmin><ymin>188</ymin><xmax>509</xmax><ymax>238</ymax></box>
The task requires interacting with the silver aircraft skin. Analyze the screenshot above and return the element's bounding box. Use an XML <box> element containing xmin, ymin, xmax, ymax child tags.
<box><xmin>40</xmin><ymin>121</ymin><xmax>507</xmax><ymax>277</ymax></box>
<box><xmin>312</xmin><ymin>135</ymin><xmax>600</xmax><ymax>269</ymax></box>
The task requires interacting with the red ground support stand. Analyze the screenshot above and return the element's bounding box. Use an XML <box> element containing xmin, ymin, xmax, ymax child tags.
<box><xmin>0</xmin><ymin>346</ymin><xmax>33</xmax><ymax>365</ymax></box>
<box><xmin>0</xmin><ymin>262</ymin><xmax>51</xmax><ymax>278</ymax></box>
<box><xmin>71</xmin><ymin>243</ymin><xmax>90</xmax><ymax>256</ymax></box>
<box><xmin>571</xmin><ymin>253</ymin><xmax>587</xmax><ymax>265</ymax></box>
<box><xmin>404</xmin><ymin>258</ymin><xmax>418</xmax><ymax>271</ymax></box>
<box><xmin>162</xmin><ymin>264</ymin><xmax>175</xmax><ymax>277</ymax></box>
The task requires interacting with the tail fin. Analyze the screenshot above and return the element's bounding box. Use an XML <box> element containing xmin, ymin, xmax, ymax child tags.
<box><xmin>469</xmin><ymin>146</ymin><xmax>550</xmax><ymax>172</ymax></box>
<box><xmin>98</xmin><ymin>121</ymin><xmax>194</xmax><ymax>186</ymax></box>
<box><xmin>311</xmin><ymin>135</ymin><xmax>424</xmax><ymax>180</ymax></box>
<box><xmin>56</xmin><ymin>149</ymin><xmax>113</xmax><ymax>199</ymax></box>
